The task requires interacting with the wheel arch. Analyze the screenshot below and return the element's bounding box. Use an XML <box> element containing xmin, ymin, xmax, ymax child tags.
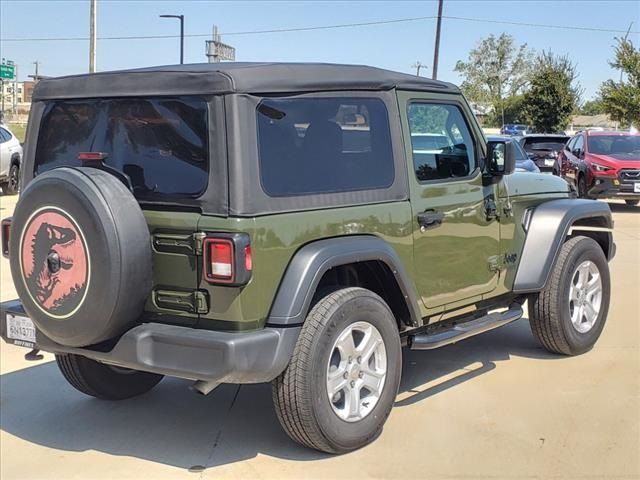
<box><xmin>266</xmin><ymin>235</ymin><xmax>422</xmax><ymax>328</ymax></box>
<box><xmin>513</xmin><ymin>199</ymin><xmax>614</xmax><ymax>293</ymax></box>
<box><xmin>10</xmin><ymin>153</ymin><xmax>20</xmax><ymax>166</ymax></box>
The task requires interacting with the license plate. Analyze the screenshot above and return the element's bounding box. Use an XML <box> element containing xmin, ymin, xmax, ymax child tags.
<box><xmin>544</xmin><ymin>159</ymin><xmax>555</xmax><ymax>166</ymax></box>
<box><xmin>6</xmin><ymin>314</ymin><xmax>36</xmax><ymax>346</ymax></box>
<box><xmin>634</xmin><ymin>183</ymin><xmax>640</xmax><ymax>193</ymax></box>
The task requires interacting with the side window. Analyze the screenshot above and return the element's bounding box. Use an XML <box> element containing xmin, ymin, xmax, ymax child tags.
<box><xmin>256</xmin><ymin>97</ymin><xmax>394</xmax><ymax>196</ymax></box>
<box><xmin>0</xmin><ymin>128</ymin><xmax>9</xmax><ymax>143</ymax></box>
<box><xmin>407</xmin><ymin>103</ymin><xmax>476</xmax><ymax>182</ymax></box>
<box><xmin>565</xmin><ymin>136</ymin><xmax>577</xmax><ymax>151</ymax></box>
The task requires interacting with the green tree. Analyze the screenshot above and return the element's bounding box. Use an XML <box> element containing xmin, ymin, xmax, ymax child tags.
<box><xmin>599</xmin><ymin>38</ymin><xmax>640</xmax><ymax>127</ymax></box>
<box><xmin>455</xmin><ymin>33</ymin><xmax>533</xmax><ymax>126</ymax></box>
<box><xmin>522</xmin><ymin>51</ymin><xmax>582</xmax><ymax>133</ymax></box>
<box><xmin>501</xmin><ymin>95</ymin><xmax>527</xmax><ymax>124</ymax></box>
<box><xmin>408</xmin><ymin>103</ymin><xmax>448</xmax><ymax>132</ymax></box>
<box><xmin>579</xmin><ymin>99</ymin><xmax>605</xmax><ymax>116</ymax></box>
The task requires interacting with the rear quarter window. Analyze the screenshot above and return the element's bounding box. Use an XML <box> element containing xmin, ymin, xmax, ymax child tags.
<box><xmin>35</xmin><ymin>97</ymin><xmax>209</xmax><ymax>198</ymax></box>
<box><xmin>256</xmin><ymin>97</ymin><xmax>394</xmax><ymax>196</ymax></box>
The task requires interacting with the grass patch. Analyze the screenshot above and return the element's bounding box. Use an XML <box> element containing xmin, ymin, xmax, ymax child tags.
<box><xmin>6</xmin><ymin>123</ymin><xmax>26</xmax><ymax>143</ymax></box>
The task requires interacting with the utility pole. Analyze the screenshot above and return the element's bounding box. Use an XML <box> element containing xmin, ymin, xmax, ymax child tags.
<box><xmin>412</xmin><ymin>61</ymin><xmax>425</xmax><ymax>77</ymax></box>
<box><xmin>13</xmin><ymin>64</ymin><xmax>18</xmax><ymax>114</ymax></box>
<box><xmin>33</xmin><ymin>61</ymin><xmax>40</xmax><ymax>81</ymax></box>
<box><xmin>432</xmin><ymin>0</ymin><xmax>444</xmax><ymax>80</ymax></box>
<box><xmin>619</xmin><ymin>21</ymin><xmax>634</xmax><ymax>82</ymax></box>
<box><xmin>613</xmin><ymin>21</ymin><xmax>634</xmax><ymax>131</ymax></box>
<box><xmin>89</xmin><ymin>0</ymin><xmax>97</xmax><ymax>72</ymax></box>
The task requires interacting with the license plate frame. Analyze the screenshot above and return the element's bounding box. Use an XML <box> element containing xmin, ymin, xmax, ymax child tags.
<box><xmin>544</xmin><ymin>159</ymin><xmax>555</xmax><ymax>167</ymax></box>
<box><xmin>6</xmin><ymin>313</ymin><xmax>36</xmax><ymax>346</ymax></box>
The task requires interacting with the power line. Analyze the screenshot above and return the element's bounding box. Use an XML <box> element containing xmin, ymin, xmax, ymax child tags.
<box><xmin>444</xmin><ymin>15</ymin><xmax>640</xmax><ymax>35</ymax></box>
<box><xmin>0</xmin><ymin>16</ymin><xmax>435</xmax><ymax>42</ymax></box>
<box><xmin>2</xmin><ymin>14</ymin><xmax>639</xmax><ymax>43</ymax></box>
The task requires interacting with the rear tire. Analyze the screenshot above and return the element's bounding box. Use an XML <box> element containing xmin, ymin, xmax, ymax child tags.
<box><xmin>625</xmin><ymin>200</ymin><xmax>639</xmax><ymax>206</ymax></box>
<box><xmin>5</xmin><ymin>163</ymin><xmax>19</xmax><ymax>195</ymax></box>
<box><xmin>56</xmin><ymin>354</ymin><xmax>163</xmax><ymax>400</ymax></box>
<box><xmin>528</xmin><ymin>236</ymin><xmax>610</xmax><ymax>356</ymax></box>
<box><xmin>272</xmin><ymin>287</ymin><xmax>401</xmax><ymax>454</ymax></box>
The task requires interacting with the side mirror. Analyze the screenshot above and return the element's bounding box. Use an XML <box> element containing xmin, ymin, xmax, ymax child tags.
<box><xmin>486</xmin><ymin>140</ymin><xmax>516</xmax><ymax>176</ymax></box>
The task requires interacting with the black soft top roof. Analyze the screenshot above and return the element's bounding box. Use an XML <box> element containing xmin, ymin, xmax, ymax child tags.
<box><xmin>33</xmin><ymin>62</ymin><xmax>459</xmax><ymax>101</ymax></box>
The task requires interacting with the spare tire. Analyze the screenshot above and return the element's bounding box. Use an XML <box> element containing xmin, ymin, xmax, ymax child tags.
<box><xmin>9</xmin><ymin>167</ymin><xmax>152</xmax><ymax>347</ymax></box>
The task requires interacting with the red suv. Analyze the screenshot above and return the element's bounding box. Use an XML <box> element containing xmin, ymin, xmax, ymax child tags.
<box><xmin>560</xmin><ymin>130</ymin><xmax>640</xmax><ymax>206</ymax></box>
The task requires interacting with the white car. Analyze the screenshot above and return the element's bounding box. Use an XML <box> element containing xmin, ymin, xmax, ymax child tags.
<box><xmin>0</xmin><ymin>125</ymin><xmax>23</xmax><ymax>194</ymax></box>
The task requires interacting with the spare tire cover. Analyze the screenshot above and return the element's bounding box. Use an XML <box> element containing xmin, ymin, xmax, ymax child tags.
<box><xmin>9</xmin><ymin>167</ymin><xmax>152</xmax><ymax>347</ymax></box>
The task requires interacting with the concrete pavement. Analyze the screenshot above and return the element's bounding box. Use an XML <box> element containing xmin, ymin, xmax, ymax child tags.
<box><xmin>1</xmin><ymin>193</ymin><xmax>639</xmax><ymax>479</ymax></box>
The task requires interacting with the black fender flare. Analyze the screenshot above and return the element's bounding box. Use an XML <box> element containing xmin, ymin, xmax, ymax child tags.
<box><xmin>10</xmin><ymin>153</ymin><xmax>20</xmax><ymax>166</ymax></box>
<box><xmin>513</xmin><ymin>199</ymin><xmax>613</xmax><ymax>293</ymax></box>
<box><xmin>266</xmin><ymin>235</ymin><xmax>422</xmax><ymax>326</ymax></box>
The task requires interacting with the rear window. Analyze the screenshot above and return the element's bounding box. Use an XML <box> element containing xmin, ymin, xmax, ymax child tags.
<box><xmin>35</xmin><ymin>97</ymin><xmax>209</xmax><ymax>198</ymax></box>
<box><xmin>256</xmin><ymin>97</ymin><xmax>394</xmax><ymax>196</ymax></box>
<box><xmin>523</xmin><ymin>137</ymin><xmax>569</xmax><ymax>152</ymax></box>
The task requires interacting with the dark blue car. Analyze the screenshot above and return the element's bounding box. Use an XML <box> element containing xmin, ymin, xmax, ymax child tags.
<box><xmin>500</xmin><ymin>124</ymin><xmax>529</xmax><ymax>136</ymax></box>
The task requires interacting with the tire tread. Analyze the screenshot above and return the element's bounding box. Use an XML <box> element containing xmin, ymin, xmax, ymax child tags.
<box><xmin>272</xmin><ymin>287</ymin><xmax>394</xmax><ymax>453</ymax></box>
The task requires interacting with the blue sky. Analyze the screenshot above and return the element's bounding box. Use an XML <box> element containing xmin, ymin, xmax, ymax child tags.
<box><xmin>1</xmin><ymin>0</ymin><xmax>639</xmax><ymax>100</ymax></box>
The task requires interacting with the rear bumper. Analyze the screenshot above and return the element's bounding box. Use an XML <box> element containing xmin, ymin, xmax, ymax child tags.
<box><xmin>588</xmin><ymin>177</ymin><xmax>640</xmax><ymax>200</ymax></box>
<box><xmin>0</xmin><ymin>299</ymin><xmax>300</xmax><ymax>384</ymax></box>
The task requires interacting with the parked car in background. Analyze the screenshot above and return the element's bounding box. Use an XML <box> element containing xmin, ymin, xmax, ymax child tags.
<box><xmin>500</xmin><ymin>124</ymin><xmax>528</xmax><ymax>136</ymax></box>
<box><xmin>559</xmin><ymin>130</ymin><xmax>640</xmax><ymax>205</ymax></box>
<box><xmin>487</xmin><ymin>135</ymin><xmax>539</xmax><ymax>173</ymax></box>
<box><xmin>410</xmin><ymin>132</ymin><xmax>452</xmax><ymax>152</ymax></box>
<box><xmin>519</xmin><ymin>134</ymin><xmax>570</xmax><ymax>175</ymax></box>
<box><xmin>0</xmin><ymin>125</ymin><xmax>22</xmax><ymax>195</ymax></box>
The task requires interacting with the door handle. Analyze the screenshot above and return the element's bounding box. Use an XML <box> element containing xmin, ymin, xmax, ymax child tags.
<box><xmin>417</xmin><ymin>210</ymin><xmax>444</xmax><ymax>231</ymax></box>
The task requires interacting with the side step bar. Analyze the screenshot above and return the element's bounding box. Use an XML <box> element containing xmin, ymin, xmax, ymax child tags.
<box><xmin>408</xmin><ymin>304</ymin><xmax>523</xmax><ymax>350</ymax></box>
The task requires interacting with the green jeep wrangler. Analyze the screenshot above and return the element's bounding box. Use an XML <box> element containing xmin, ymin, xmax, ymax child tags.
<box><xmin>1</xmin><ymin>63</ymin><xmax>614</xmax><ymax>454</ymax></box>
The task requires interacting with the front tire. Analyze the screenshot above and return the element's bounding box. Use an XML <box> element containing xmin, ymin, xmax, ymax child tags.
<box><xmin>272</xmin><ymin>287</ymin><xmax>401</xmax><ymax>454</ymax></box>
<box><xmin>577</xmin><ymin>175</ymin><xmax>588</xmax><ymax>199</ymax></box>
<box><xmin>56</xmin><ymin>354</ymin><xmax>163</xmax><ymax>400</ymax></box>
<box><xmin>528</xmin><ymin>236</ymin><xmax>610</xmax><ymax>356</ymax></box>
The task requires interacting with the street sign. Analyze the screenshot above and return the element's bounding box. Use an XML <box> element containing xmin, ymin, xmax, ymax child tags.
<box><xmin>0</xmin><ymin>62</ymin><xmax>15</xmax><ymax>80</ymax></box>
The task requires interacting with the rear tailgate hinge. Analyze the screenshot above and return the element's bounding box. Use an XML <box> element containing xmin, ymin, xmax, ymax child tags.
<box><xmin>154</xmin><ymin>289</ymin><xmax>209</xmax><ymax>314</ymax></box>
<box><xmin>193</xmin><ymin>232</ymin><xmax>207</xmax><ymax>255</ymax></box>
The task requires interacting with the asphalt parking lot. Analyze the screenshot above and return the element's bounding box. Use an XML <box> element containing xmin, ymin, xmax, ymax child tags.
<box><xmin>0</xmin><ymin>193</ymin><xmax>638</xmax><ymax>480</ymax></box>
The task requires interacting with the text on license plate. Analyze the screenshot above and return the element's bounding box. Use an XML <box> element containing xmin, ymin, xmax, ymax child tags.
<box><xmin>6</xmin><ymin>314</ymin><xmax>36</xmax><ymax>345</ymax></box>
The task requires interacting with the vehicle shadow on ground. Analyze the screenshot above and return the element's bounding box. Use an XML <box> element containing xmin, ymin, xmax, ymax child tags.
<box><xmin>607</xmin><ymin>202</ymin><xmax>639</xmax><ymax>214</ymax></box>
<box><xmin>0</xmin><ymin>318</ymin><xmax>558</xmax><ymax>471</ymax></box>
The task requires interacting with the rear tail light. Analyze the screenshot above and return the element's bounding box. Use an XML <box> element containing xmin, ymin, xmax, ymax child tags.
<box><xmin>206</xmin><ymin>239</ymin><xmax>234</xmax><ymax>282</ymax></box>
<box><xmin>203</xmin><ymin>234</ymin><xmax>252</xmax><ymax>285</ymax></box>
<box><xmin>78</xmin><ymin>152</ymin><xmax>108</xmax><ymax>161</ymax></box>
<box><xmin>1</xmin><ymin>217</ymin><xmax>11</xmax><ymax>258</ymax></box>
<box><xmin>244</xmin><ymin>245</ymin><xmax>253</xmax><ymax>272</ymax></box>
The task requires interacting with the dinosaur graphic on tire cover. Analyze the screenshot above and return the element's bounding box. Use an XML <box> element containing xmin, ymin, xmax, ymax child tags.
<box><xmin>20</xmin><ymin>208</ymin><xmax>89</xmax><ymax>317</ymax></box>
